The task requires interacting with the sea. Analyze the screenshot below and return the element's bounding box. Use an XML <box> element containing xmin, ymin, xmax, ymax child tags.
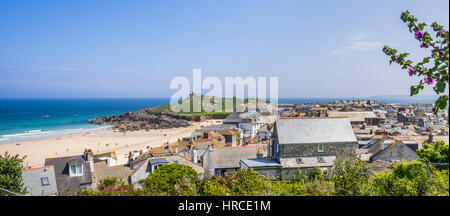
<box><xmin>0</xmin><ymin>96</ymin><xmax>440</xmax><ymax>144</ymax></box>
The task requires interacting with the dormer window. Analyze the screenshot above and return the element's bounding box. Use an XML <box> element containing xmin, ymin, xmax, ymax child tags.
<box><xmin>70</xmin><ymin>164</ymin><xmax>83</xmax><ymax>176</ymax></box>
<box><xmin>318</xmin><ymin>144</ymin><xmax>324</xmax><ymax>153</ymax></box>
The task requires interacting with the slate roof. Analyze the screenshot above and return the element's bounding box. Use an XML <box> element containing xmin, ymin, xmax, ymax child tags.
<box><xmin>200</xmin><ymin>124</ymin><xmax>237</xmax><ymax>130</ymax></box>
<box><xmin>328</xmin><ymin>111</ymin><xmax>377</xmax><ymax>122</ymax></box>
<box><xmin>148</xmin><ymin>158</ymin><xmax>169</xmax><ymax>165</ymax></box>
<box><xmin>240</xmin><ymin>158</ymin><xmax>282</xmax><ymax>168</ymax></box>
<box><xmin>370</xmin><ymin>140</ymin><xmax>419</xmax><ymax>162</ymax></box>
<box><xmin>275</xmin><ymin>118</ymin><xmax>357</xmax><ymax>145</ymax></box>
<box><xmin>205</xmin><ymin>146</ymin><xmax>259</xmax><ymax>169</ymax></box>
<box><xmin>94</xmin><ymin>164</ymin><xmax>134</xmax><ymax>186</ymax></box>
<box><xmin>21</xmin><ymin>165</ymin><xmax>58</xmax><ymax>196</ymax></box>
<box><xmin>223</xmin><ymin>113</ymin><xmax>242</xmax><ymax>124</ymax></box>
<box><xmin>44</xmin><ymin>155</ymin><xmax>93</xmax><ymax>193</ymax></box>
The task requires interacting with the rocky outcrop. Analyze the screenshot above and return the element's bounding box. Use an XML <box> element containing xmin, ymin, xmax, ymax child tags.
<box><xmin>90</xmin><ymin>108</ymin><xmax>191</xmax><ymax>132</ymax></box>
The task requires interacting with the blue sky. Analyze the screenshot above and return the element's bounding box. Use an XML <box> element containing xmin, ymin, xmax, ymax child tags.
<box><xmin>0</xmin><ymin>0</ymin><xmax>448</xmax><ymax>98</ymax></box>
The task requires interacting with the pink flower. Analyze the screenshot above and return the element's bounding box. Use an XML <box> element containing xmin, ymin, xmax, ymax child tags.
<box><xmin>440</xmin><ymin>29</ymin><xmax>446</xmax><ymax>37</ymax></box>
<box><xmin>424</xmin><ymin>76</ymin><xmax>434</xmax><ymax>85</ymax></box>
<box><xmin>415</xmin><ymin>30</ymin><xmax>424</xmax><ymax>40</ymax></box>
<box><xmin>420</xmin><ymin>43</ymin><xmax>426</xmax><ymax>48</ymax></box>
<box><xmin>439</xmin><ymin>50</ymin><xmax>444</xmax><ymax>56</ymax></box>
<box><xmin>408</xmin><ymin>67</ymin><xmax>414</xmax><ymax>76</ymax></box>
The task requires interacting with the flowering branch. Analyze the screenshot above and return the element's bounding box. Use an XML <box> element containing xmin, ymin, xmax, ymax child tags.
<box><xmin>382</xmin><ymin>10</ymin><xmax>449</xmax><ymax>114</ymax></box>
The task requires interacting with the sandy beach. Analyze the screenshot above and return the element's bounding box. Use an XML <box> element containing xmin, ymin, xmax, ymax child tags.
<box><xmin>0</xmin><ymin>122</ymin><xmax>209</xmax><ymax>168</ymax></box>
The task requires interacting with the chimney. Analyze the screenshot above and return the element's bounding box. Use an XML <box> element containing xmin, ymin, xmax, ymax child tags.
<box><xmin>83</xmin><ymin>149</ymin><xmax>94</xmax><ymax>173</ymax></box>
<box><xmin>257</xmin><ymin>149</ymin><xmax>263</xmax><ymax>158</ymax></box>
<box><xmin>83</xmin><ymin>149</ymin><xmax>93</xmax><ymax>161</ymax></box>
<box><xmin>428</xmin><ymin>132</ymin><xmax>434</xmax><ymax>143</ymax></box>
<box><xmin>192</xmin><ymin>149</ymin><xmax>198</xmax><ymax>164</ymax></box>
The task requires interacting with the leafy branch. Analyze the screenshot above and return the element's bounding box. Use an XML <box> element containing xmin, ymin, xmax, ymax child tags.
<box><xmin>382</xmin><ymin>10</ymin><xmax>449</xmax><ymax>113</ymax></box>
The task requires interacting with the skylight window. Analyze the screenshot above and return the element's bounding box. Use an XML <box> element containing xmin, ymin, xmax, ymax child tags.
<box><xmin>41</xmin><ymin>177</ymin><xmax>49</xmax><ymax>186</ymax></box>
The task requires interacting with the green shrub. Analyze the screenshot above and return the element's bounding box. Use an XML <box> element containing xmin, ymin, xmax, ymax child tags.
<box><xmin>331</xmin><ymin>155</ymin><xmax>372</xmax><ymax>196</ymax></box>
<box><xmin>227</xmin><ymin>169</ymin><xmax>272</xmax><ymax>196</ymax></box>
<box><xmin>199</xmin><ymin>177</ymin><xmax>231</xmax><ymax>196</ymax></box>
<box><xmin>140</xmin><ymin>163</ymin><xmax>199</xmax><ymax>196</ymax></box>
<box><xmin>376</xmin><ymin>161</ymin><xmax>449</xmax><ymax>196</ymax></box>
<box><xmin>310</xmin><ymin>167</ymin><xmax>323</xmax><ymax>180</ymax></box>
<box><xmin>0</xmin><ymin>152</ymin><xmax>26</xmax><ymax>196</ymax></box>
<box><xmin>417</xmin><ymin>141</ymin><xmax>449</xmax><ymax>163</ymax></box>
<box><xmin>97</xmin><ymin>177</ymin><xmax>125</xmax><ymax>190</ymax></box>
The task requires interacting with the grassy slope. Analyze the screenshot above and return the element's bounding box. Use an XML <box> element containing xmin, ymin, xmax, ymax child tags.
<box><xmin>151</xmin><ymin>95</ymin><xmax>267</xmax><ymax>117</ymax></box>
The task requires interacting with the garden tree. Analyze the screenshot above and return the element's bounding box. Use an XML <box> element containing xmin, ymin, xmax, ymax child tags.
<box><xmin>416</xmin><ymin>141</ymin><xmax>449</xmax><ymax>163</ymax></box>
<box><xmin>330</xmin><ymin>155</ymin><xmax>373</xmax><ymax>196</ymax></box>
<box><xmin>0</xmin><ymin>152</ymin><xmax>26</xmax><ymax>195</ymax></box>
<box><xmin>198</xmin><ymin>176</ymin><xmax>231</xmax><ymax>196</ymax></box>
<box><xmin>224</xmin><ymin>168</ymin><xmax>272</xmax><ymax>196</ymax></box>
<box><xmin>140</xmin><ymin>163</ymin><xmax>199</xmax><ymax>196</ymax></box>
<box><xmin>383</xmin><ymin>10</ymin><xmax>449</xmax><ymax>114</ymax></box>
<box><xmin>294</xmin><ymin>179</ymin><xmax>333</xmax><ymax>196</ymax></box>
<box><xmin>172</xmin><ymin>175</ymin><xmax>199</xmax><ymax>196</ymax></box>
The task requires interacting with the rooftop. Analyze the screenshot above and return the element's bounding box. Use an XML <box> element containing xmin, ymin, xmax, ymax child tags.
<box><xmin>240</xmin><ymin>158</ymin><xmax>282</xmax><ymax>168</ymax></box>
<box><xmin>275</xmin><ymin>118</ymin><xmax>357</xmax><ymax>144</ymax></box>
<box><xmin>328</xmin><ymin>111</ymin><xmax>377</xmax><ymax>122</ymax></box>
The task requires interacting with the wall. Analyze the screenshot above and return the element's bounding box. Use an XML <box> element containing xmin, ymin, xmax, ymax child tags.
<box><xmin>278</xmin><ymin>142</ymin><xmax>357</xmax><ymax>158</ymax></box>
<box><xmin>252</xmin><ymin>167</ymin><xmax>332</xmax><ymax>181</ymax></box>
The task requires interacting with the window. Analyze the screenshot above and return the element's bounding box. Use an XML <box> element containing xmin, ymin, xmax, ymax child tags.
<box><xmin>70</xmin><ymin>164</ymin><xmax>83</xmax><ymax>176</ymax></box>
<box><xmin>41</xmin><ymin>177</ymin><xmax>49</xmax><ymax>186</ymax></box>
<box><xmin>318</xmin><ymin>144</ymin><xmax>324</xmax><ymax>153</ymax></box>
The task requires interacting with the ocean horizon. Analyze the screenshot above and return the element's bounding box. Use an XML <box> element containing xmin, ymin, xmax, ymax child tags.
<box><xmin>0</xmin><ymin>97</ymin><xmax>440</xmax><ymax>143</ymax></box>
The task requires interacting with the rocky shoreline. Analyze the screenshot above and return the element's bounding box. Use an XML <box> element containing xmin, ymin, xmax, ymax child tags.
<box><xmin>90</xmin><ymin>108</ymin><xmax>191</xmax><ymax>132</ymax></box>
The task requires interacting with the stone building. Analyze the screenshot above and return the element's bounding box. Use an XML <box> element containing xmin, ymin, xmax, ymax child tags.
<box><xmin>242</xmin><ymin>117</ymin><xmax>357</xmax><ymax>180</ymax></box>
<box><xmin>305</xmin><ymin>107</ymin><xmax>328</xmax><ymax>117</ymax></box>
<box><xmin>270</xmin><ymin>117</ymin><xmax>357</xmax><ymax>159</ymax></box>
<box><xmin>328</xmin><ymin>111</ymin><xmax>378</xmax><ymax>126</ymax></box>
